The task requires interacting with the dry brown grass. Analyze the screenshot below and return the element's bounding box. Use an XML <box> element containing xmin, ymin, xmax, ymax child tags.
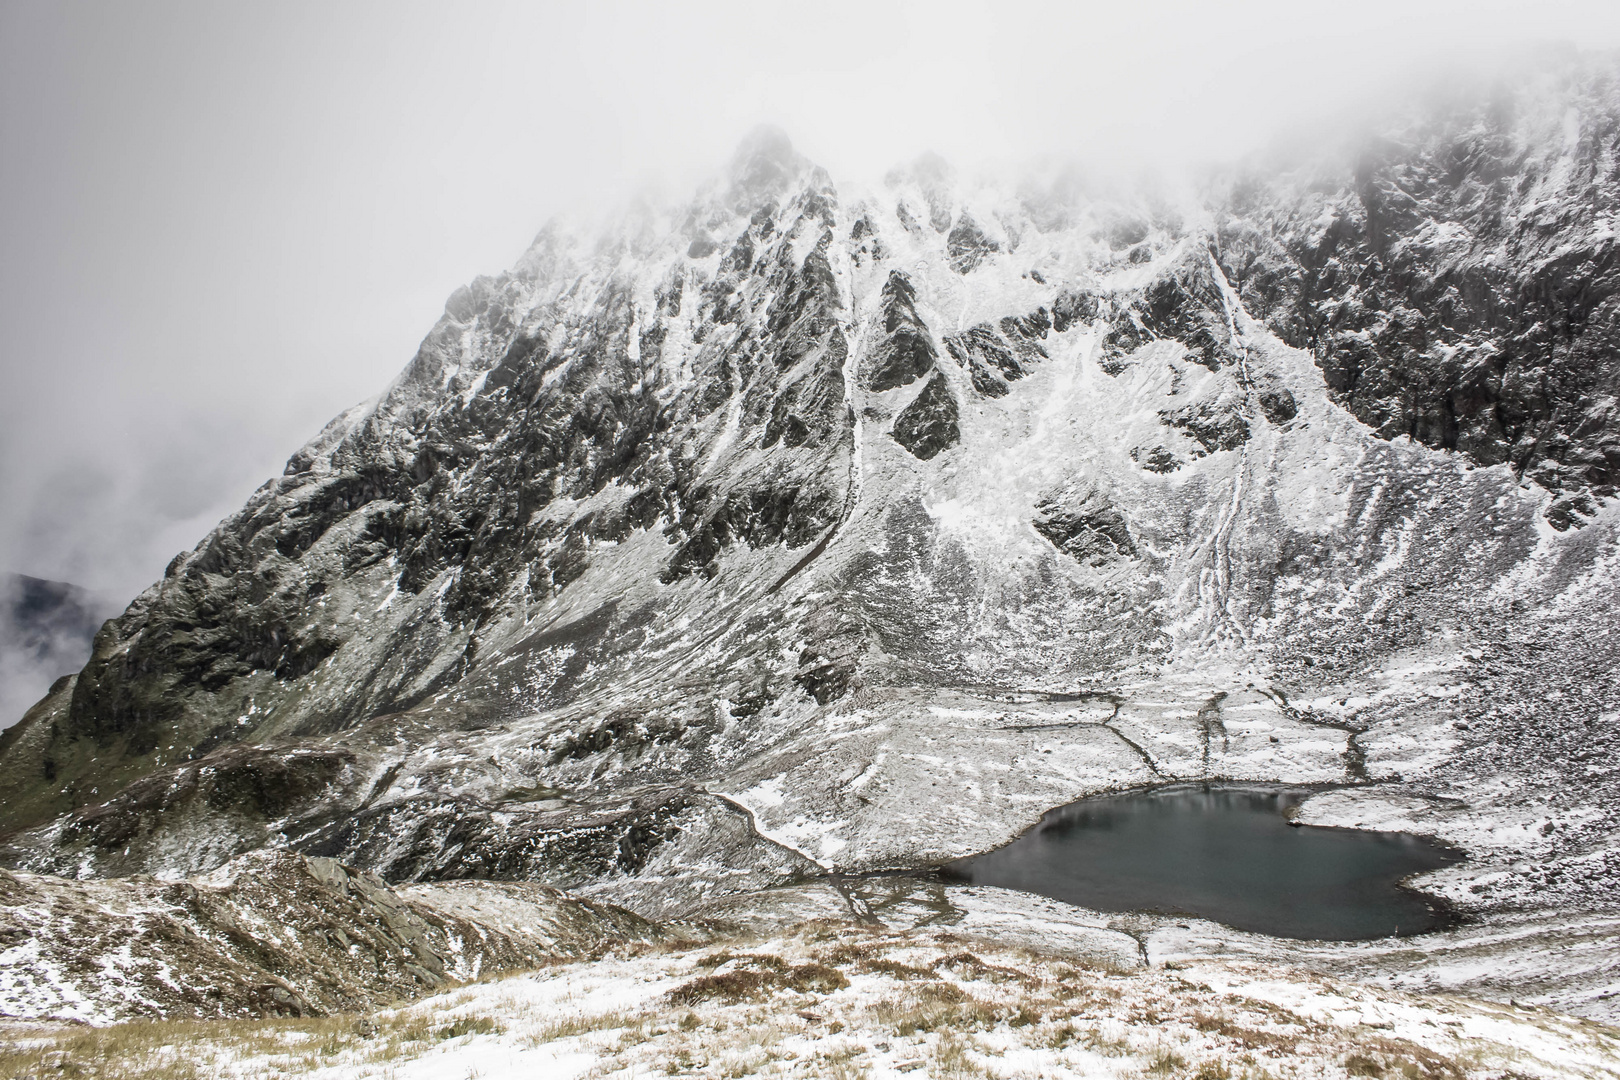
<box><xmin>666</xmin><ymin>960</ymin><xmax>849</xmax><ymax>1006</ymax></box>
<box><xmin>0</xmin><ymin>1003</ymin><xmax>517</xmax><ymax>1080</ymax></box>
<box><xmin>930</xmin><ymin>1031</ymin><xmax>994</xmax><ymax>1079</ymax></box>
<box><xmin>0</xmin><ymin>1015</ymin><xmax>363</xmax><ymax>1080</ymax></box>
<box><xmin>0</xmin><ymin>920</ymin><xmax>1573</xmax><ymax>1080</ymax></box>
<box><xmin>1190</xmin><ymin>1009</ymin><xmax>1302</xmax><ymax>1055</ymax></box>
<box><xmin>522</xmin><ymin>1007</ymin><xmax>639</xmax><ymax>1046</ymax></box>
<box><xmin>870</xmin><ymin>981</ymin><xmax>1001</xmax><ymax>1038</ymax></box>
<box><xmin>1343</xmin><ymin>1040</ymin><xmax>1466</xmax><ymax>1080</ymax></box>
<box><xmin>1145</xmin><ymin>1045</ymin><xmax>1190</xmax><ymax>1075</ymax></box>
<box><xmin>1082</xmin><ymin>1023</ymin><xmax>1135</xmax><ymax>1057</ymax></box>
<box><xmin>933</xmin><ymin>949</ymin><xmax>1038</xmax><ymax>987</ymax></box>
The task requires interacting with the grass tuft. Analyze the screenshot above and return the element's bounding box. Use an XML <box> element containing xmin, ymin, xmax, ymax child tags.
<box><xmin>667</xmin><ymin>961</ymin><xmax>849</xmax><ymax>1005</ymax></box>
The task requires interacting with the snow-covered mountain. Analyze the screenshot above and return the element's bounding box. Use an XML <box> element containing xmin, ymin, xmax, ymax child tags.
<box><xmin>2</xmin><ymin>57</ymin><xmax>1618</xmax><ymax>1012</ymax></box>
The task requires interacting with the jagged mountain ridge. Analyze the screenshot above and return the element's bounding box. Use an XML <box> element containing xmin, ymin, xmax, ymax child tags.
<box><xmin>1216</xmin><ymin>63</ymin><xmax>1620</xmax><ymax>526</ymax></box>
<box><xmin>1</xmin><ymin>64</ymin><xmax>1617</xmax><ymax>957</ymax></box>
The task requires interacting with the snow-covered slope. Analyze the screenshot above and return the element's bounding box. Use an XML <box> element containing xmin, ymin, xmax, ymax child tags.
<box><xmin>10</xmin><ymin>919</ymin><xmax>1617</xmax><ymax>1079</ymax></box>
<box><xmin>2</xmin><ymin>62</ymin><xmax>1620</xmax><ymax>1011</ymax></box>
<box><xmin>0</xmin><ymin>849</ymin><xmax>673</xmax><ymax>1023</ymax></box>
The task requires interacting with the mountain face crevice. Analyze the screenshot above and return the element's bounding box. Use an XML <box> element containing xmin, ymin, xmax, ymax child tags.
<box><xmin>4</xmin><ymin>71</ymin><xmax>1620</xmax><ymax>952</ymax></box>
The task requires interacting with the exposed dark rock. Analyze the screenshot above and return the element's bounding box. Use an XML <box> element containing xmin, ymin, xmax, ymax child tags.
<box><xmin>1052</xmin><ymin>290</ymin><xmax>1099</xmax><ymax>332</ymax></box>
<box><xmin>1101</xmin><ymin>251</ymin><xmax>1240</xmax><ymax>372</ymax></box>
<box><xmin>1032</xmin><ymin>494</ymin><xmax>1137</xmax><ymax>566</ymax></box>
<box><xmin>944</xmin><ymin>313</ymin><xmax>1048</xmax><ymax>398</ymax></box>
<box><xmin>1000</xmin><ymin>308</ymin><xmax>1051</xmax><ymax>348</ymax></box>
<box><xmin>0</xmin><ymin>163</ymin><xmax>859</xmax><ymax>833</ymax></box>
<box><xmin>890</xmin><ymin>372</ymin><xmax>960</xmax><ymax>460</ymax></box>
<box><xmin>1547</xmin><ymin>493</ymin><xmax>1598</xmax><ymax>532</ymax></box>
<box><xmin>1131</xmin><ymin>445</ymin><xmax>1183</xmax><ymax>473</ymax></box>
<box><xmin>865</xmin><ymin>271</ymin><xmax>938</xmax><ymax>392</ymax></box>
<box><xmin>1257</xmin><ymin>384</ymin><xmax>1299</xmax><ymax>425</ymax></box>
<box><xmin>8</xmin><ymin>85</ymin><xmax>1620</xmax><ymax>965</ymax></box>
<box><xmin>0</xmin><ymin>743</ymin><xmax>361</xmax><ymax>878</ymax></box>
<box><xmin>297</xmin><ymin>786</ymin><xmax>700</xmax><ymax>885</ymax></box>
<box><xmin>0</xmin><ymin>849</ymin><xmax>674</xmax><ymax>1021</ymax></box>
<box><xmin>946</xmin><ymin>327</ymin><xmax>1014</xmax><ymax>397</ymax></box>
<box><xmin>78</xmin><ymin>744</ymin><xmax>353</xmax><ymax>838</ymax></box>
<box><xmin>1216</xmin><ymin>66</ymin><xmax>1620</xmax><ymax>499</ymax></box>
<box><xmin>1161</xmin><ymin>400</ymin><xmax>1252</xmax><ymax>455</ymax></box>
<box><xmin>794</xmin><ymin>607</ymin><xmax>866</xmax><ymax>705</ymax></box>
<box><xmin>726</xmin><ymin>686</ymin><xmax>774</xmax><ymax>719</ymax></box>
<box><xmin>662</xmin><ymin>480</ymin><xmax>842</xmax><ymax>582</ymax></box>
<box><xmin>946</xmin><ymin>212</ymin><xmax>1001</xmax><ymax>274</ymax></box>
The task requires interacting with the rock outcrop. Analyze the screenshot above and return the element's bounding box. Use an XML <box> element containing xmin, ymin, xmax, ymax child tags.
<box><xmin>890</xmin><ymin>372</ymin><xmax>961</xmax><ymax>460</ymax></box>
<box><xmin>0</xmin><ymin>849</ymin><xmax>675</xmax><ymax>1022</ymax></box>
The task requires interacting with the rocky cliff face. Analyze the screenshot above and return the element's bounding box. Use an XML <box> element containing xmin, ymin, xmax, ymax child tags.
<box><xmin>1215</xmin><ymin>62</ymin><xmax>1620</xmax><ymax>527</ymax></box>
<box><xmin>2</xmin><ymin>67</ymin><xmax>1619</xmax><ymax>950</ymax></box>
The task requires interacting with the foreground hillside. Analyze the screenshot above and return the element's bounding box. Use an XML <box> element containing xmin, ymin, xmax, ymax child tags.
<box><xmin>2</xmin><ymin>848</ymin><xmax>1616</xmax><ymax>1036</ymax></box>
<box><xmin>4</xmin><ymin>920</ymin><xmax>1616</xmax><ymax>1080</ymax></box>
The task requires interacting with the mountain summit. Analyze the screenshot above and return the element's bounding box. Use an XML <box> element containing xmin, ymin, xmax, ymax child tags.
<box><xmin>1</xmin><ymin>68</ymin><xmax>1617</xmax><ymax>1007</ymax></box>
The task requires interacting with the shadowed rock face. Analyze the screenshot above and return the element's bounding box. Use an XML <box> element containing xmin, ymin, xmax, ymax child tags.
<box><xmin>865</xmin><ymin>270</ymin><xmax>937</xmax><ymax>392</ymax></box>
<box><xmin>1162</xmin><ymin>399</ymin><xmax>1252</xmax><ymax>455</ymax></box>
<box><xmin>3</xmin><ymin>71</ymin><xmax>1620</xmax><ymax>949</ymax></box>
<box><xmin>890</xmin><ymin>372</ymin><xmax>961</xmax><ymax>460</ymax></box>
<box><xmin>1102</xmin><ymin>254</ymin><xmax>1241</xmax><ymax>375</ymax></box>
<box><xmin>1216</xmin><ymin>64</ymin><xmax>1620</xmax><ymax>517</ymax></box>
<box><xmin>1033</xmin><ymin>494</ymin><xmax>1137</xmax><ymax>566</ymax></box>
<box><xmin>945</xmin><ymin>310</ymin><xmax>1050</xmax><ymax>398</ymax></box>
<box><xmin>0</xmin><ymin>138</ymin><xmax>858</xmax><ymax>837</ymax></box>
<box><xmin>947</xmin><ymin>212</ymin><xmax>1001</xmax><ymax>274</ymax></box>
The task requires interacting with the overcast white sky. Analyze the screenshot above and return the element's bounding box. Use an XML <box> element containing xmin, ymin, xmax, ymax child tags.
<box><xmin>4</xmin><ymin>0</ymin><xmax>1620</xmax><ymax>607</ymax></box>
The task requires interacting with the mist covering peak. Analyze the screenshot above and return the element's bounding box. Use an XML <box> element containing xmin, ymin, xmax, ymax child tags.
<box><xmin>0</xmin><ymin>62</ymin><xmax>1618</xmax><ymax>1028</ymax></box>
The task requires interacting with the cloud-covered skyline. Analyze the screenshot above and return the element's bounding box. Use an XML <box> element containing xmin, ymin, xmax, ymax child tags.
<box><xmin>4</xmin><ymin>0</ymin><xmax>1620</xmax><ymax>612</ymax></box>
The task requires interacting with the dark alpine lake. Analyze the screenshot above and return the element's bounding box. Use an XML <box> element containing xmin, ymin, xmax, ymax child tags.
<box><xmin>943</xmin><ymin>784</ymin><xmax>1463</xmax><ymax>940</ymax></box>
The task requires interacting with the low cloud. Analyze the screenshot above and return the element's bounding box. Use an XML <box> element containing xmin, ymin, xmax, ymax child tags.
<box><xmin>0</xmin><ymin>573</ymin><xmax>117</xmax><ymax>728</ymax></box>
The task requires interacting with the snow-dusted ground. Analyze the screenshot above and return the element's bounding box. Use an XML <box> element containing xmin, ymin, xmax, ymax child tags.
<box><xmin>691</xmin><ymin>878</ymin><xmax>1620</xmax><ymax>1024</ymax></box>
<box><xmin>9</xmin><ymin>922</ymin><xmax>1612</xmax><ymax>1080</ymax></box>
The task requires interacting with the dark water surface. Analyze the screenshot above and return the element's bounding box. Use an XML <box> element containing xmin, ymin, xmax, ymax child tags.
<box><xmin>943</xmin><ymin>784</ymin><xmax>1463</xmax><ymax>940</ymax></box>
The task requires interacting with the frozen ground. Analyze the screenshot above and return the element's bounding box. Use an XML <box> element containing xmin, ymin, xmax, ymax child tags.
<box><xmin>4</xmin><ymin>920</ymin><xmax>1614</xmax><ymax>1080</ymax></box>
<box><xmin>701</xmin><ymin>879</ymin><xmax>1620</xmax><ymax>1022</ymax></box>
